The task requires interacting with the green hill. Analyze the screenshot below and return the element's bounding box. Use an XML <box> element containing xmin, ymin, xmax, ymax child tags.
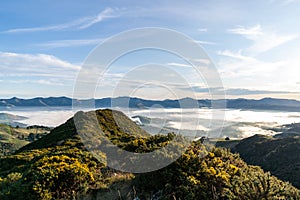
<box><xmin>0</xmin><ymin>109</ymin><xmax>299</xmax><ymax>199</ymax></box>
<box><xmin>0</xmin><ymin>124</ymin><xmax>50</xmax><ymax>156</ymax></box>
<box><xmin>274</xmin><ymin>123</ymin><xmax>300</xmax><ymax>138</ymax></box>
<box><xmin>232</xmin><ymin>134</ymin><xmax>300</xmax><ymax>188</ymax></box>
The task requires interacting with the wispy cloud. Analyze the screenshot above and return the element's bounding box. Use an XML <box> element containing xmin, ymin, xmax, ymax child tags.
<box><xmin>195</xmin><ymin>40</ymin><xmax>217</xmax><ymax>45</ymax></box>
<box><xmin>0</xmin><ymin>52</ymin><xmax>80</xmax><ymax>85</ymax></box>
<box><xmin>270</xmin><ymin>0</ymin><xmax>300</xmax><ymax>5</ymax></box>
<box><xmin>78</xmin><ymin>8</ymin><xmax>115</xmax><ymax>29</ymax></box>
<box><xmin>0</xmin><ymin>52</ymin><xmax>80</xmax><ymax>70</ymax></box>
<box><xmin>180</xmin><ymin>85</ymin><xmax>292</xmax><ymax>96</ymax></box>
<box><xmin>218</xmin><ymin>48</ymin><xmax>300</xmax><ymax>93</ymax></box>
<box><xmin>3</xmin><ymin>7</ymin><xmax>117</xmax><ymax>33</ymax></box>
<box><xmin>166</xmin><ymin>59</ymin><xmax>211</xmax><ymax>68</ymax></box>
<box><xmin>197</xmin><ymin>28</ymin><xmax>208</xmax><ymax>32</ymax></box>
<box><xmin>7</xmin><ymin>79</ymin><xmax>64</xmax><ymax>86</ymax></box>
<box><xmin>217</xmin><ymin>50</ymin><xmax>286</xmax><ymax>78</ymax></box>
<box><xmin>283</xmin><ymin>0</ymin><xmax>300</xmax><ymax>4</ymax></box>
<box><xmin>228</xmin><ymin>24</ymin><xmax>298</xmax><ymax>54</ymax></box>
<box><xmin>224</xmin><ymin>88</ymin><xmax>291</xmax><ymax>95</ymax></box>
<box><xmin>3</xmin><ymin>18</ymin><xmax>86</xmax><ymax>33</ymax></box>
<box><xmin>35</xmin><ymin>38</ymin><xmax>104</xmax><ymax>48</ymax></box>
<box><xmin>217</xmin><ymin>50</ymin><xmax>255</xmax><ymax>61</ymax></box>
<box><xmin>166</xmin><ymin>62</ymin><xmax>192</xmax><ymax>68</ymax></box>
<box><xmin>217</xmin><ymin>24</ymin><xmax>299</xmax><ymax>93</ymax></box>
<box><xmin>228</xmin><ymin>25</ymin><xmax>263</xmax><ymax>39</ymax></box>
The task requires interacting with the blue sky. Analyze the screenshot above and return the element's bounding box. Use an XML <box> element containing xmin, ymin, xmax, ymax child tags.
<box><xmin>1</xmin><ymin>0</ymin><xmax>300</xmax><ymax>99</ymax></box>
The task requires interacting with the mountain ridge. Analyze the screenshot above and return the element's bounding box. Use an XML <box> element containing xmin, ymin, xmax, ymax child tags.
<box><xmin>2</xmin><ymin>96</ymin><xmax>300</xmax><ymax>111</ymax></box>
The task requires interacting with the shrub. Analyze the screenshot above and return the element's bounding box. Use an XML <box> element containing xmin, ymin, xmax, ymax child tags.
<box><xmin>29</xmin><ymin>155</ymin><xmax>95</xmax><ymax>200</ymax></box>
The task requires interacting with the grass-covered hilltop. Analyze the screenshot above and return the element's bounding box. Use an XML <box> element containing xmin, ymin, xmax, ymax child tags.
<box><xmin>0</xmin><ymin>109</ymin><xmax>299</xmax><ymax>199</ymax></box>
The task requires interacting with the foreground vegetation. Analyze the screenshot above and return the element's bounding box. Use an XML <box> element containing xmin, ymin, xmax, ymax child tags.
<box><xmin>0</xmin><ymin>109</ymin><xmax>299</xmax><ymax>199</ymax></box>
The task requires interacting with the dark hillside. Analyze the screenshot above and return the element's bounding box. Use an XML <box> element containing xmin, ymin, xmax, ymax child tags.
<box><xmin>231</xmin><ymin>134</ymin><xmax>300</xmax><ymax>188</ymax></box>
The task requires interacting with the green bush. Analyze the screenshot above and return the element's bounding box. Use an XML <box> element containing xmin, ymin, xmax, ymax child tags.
<box><xmin>28</xmin><ymin>155</ymin><xmax>95</xmax><ymax>200</ymax></box>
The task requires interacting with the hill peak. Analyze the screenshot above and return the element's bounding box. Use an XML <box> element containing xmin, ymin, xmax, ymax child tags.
<box><xmin>19</xmin><ymin>109</ymin><xmax>149</xmax><ymax>151</ymax></box>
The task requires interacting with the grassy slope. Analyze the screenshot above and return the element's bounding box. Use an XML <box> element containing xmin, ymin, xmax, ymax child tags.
<box><xmin>232</xmin><ymin>134</ymin><xmax>300</xmax><ymax>188</ymax></box>
<box><xmin>0</xmin><ymin>124</ymin><xmax>50</xmax><ymax>155</ymax></box>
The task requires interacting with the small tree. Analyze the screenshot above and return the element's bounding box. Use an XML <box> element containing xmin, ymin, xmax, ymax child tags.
<box><xmin>28</xmin><ymin>133</ymin><xmax>35</xmax><ymax>142</ymax></box>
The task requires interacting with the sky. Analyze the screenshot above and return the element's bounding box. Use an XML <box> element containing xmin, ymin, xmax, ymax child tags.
<box><xmin>1</xmin><ymin>0</ymin><xmax>300</xmax><ymax>100</ymax></box>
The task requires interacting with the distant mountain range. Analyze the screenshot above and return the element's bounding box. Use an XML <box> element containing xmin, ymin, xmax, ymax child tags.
<box><xmin>1</xmin><ymin>96</ymin><xmax>300</xmax><ymax>111</ymax></box>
